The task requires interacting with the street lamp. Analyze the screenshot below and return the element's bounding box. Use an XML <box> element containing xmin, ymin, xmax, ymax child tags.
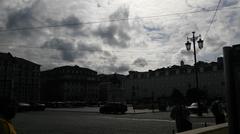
<box><xmin>185</xmin><ymin>31</ymin><xmax>204</xmax><ymax>116</ymax></box>
<box><xmin>185</xmin><ymin>31</ymin><xmax>204</xmax><ymax>89</ymax></box>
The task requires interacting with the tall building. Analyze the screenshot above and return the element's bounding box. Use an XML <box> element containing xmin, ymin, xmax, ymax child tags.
<box><xmin>0</xmin><ymin>52</ymin><xmax>40</xmax><ymax>102</ymax></box>
<box><xmin>123</xmin><ymin>58</ymin><xmax>225</xmax><ymax>103</ymax></box>
<box><xmin>41</xmin><ymin>65</ymin><xmax>98</xmax><ymax>103</ymax></box>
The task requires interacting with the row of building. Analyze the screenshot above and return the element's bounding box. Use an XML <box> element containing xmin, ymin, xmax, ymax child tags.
<box><xmin>0</xmin><ymin>52</ymin><xmax>40</xmax><ymax>102</ymax></box>
<box><xmin>0</xmin><ymin>52</ymin><xmax>225</xmax><ymax>104</ymax></box>
<box><xmin>124</xmin><ymin>58</ymin><xmax>225</xmax><ymax>103</ymax></box>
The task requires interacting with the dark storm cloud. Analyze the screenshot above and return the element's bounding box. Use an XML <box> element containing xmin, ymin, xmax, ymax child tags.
<box><xmin>42</xmin><ymin>38</ymin><xmax>77</xmax><ymax>62</ymax></box>
<box><xmin>102</xmin><ymin>51</ymin><xmax>111</xmax><ymax>57</ymax></box>
<box><xmin>62</xmin><ymin>16</ymin><xmax>82</xmax><ymax>29</ymax></box>
<box><xmin>94</xmin><ymin>6</ymin><xmax>131</xmax><ymax>48</ymax></box>
<box><xmin>185</xmin><ymin>0</ymin><xmax>239</xmax><ymax>12</ymax></box>
<box><xmin>133</xmin><ymin>58</ymin><xmax>148</xmax><ymax>67</ymax></box>
<box><xmin>106</xmin><ymin>64</ymin><xmax>130</xmax><ymax>74</ymax></box>
<box><xmin>2</xmin><ymin>0</ymin><xmax>48</xmax><ymax>42</ymax></box>
<box><xmin>42</xmin><ymin>38</ymin><xmax>103</xmax><ymax>62</ymax></box>
<box><xmin>6</xmin><ymin>6</ymin><xmax>35</xmax><ymax>36</ymax></box>
<box><xmin>109</xmin><ymin>6</ymin><xmax>129</xmax><ymax>20</ymax></box>
<box><xmin>46</xmin><ymin>15</ymin><xmax>88</xmax><ymax>37</ymax></box>
<box><xmin>5</xmin><ymin>0</ymin><xmax>86</xmax><ymax>37</ymax></box>
<box><xmin>222</xmin><ymin>0</ymin><xmax>239</xmax><ymax>7</ymax></box>
<box><xmin>77</xmin><ymin>41</ymin><xmax>102</xmax><ymax>57</ymax></box>
<box><xmin>77</xmin><ymin>41</ymin><xmax>101</xmax><ymax>52</ymax></box>
<box><xmin>185</xmin><ymin>0</ymin><xmax>210</xmax><ymax>11</ymax></box>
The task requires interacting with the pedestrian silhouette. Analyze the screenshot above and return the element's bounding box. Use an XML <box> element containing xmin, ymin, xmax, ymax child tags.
<box><xmin>0</xmin><ymin>97</ymin><xmax>17</xmax><ymax>134</ymax></box>
<box><xmin>170</xmin><ymin>89</ymin><xmax>192</xmax><ymax>132</ymax></box>
<box><xmin>170</xmin><ymin>104</ymin><xmax>192</xmax><ymax>132</ymax></box>
<box><xmin>211</xmin><ymin>99</ymin><xmax>226</xmax><ymax>124</ymax></box>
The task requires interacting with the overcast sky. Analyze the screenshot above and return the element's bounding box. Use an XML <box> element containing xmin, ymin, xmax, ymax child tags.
<box><xmin>0</xmin><ymin>0</ymin><xmax>239</xmax><ymax>74</ymax></box>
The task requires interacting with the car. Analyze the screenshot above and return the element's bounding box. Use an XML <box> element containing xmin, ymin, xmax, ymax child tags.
<box><xmin>17</xmin><ymin>102</ymin><xmax>31</xmax><ymax>112</ymax></box>
<box><xmin>99</xmin><ymin>102</ymin><xmax>127</xmax><ymax>114</ymax></box>
<box><xmin>45</xmin><ymin>101</ymin><xmax>65</xmax><ymax>108</ymax></box>
<box><xmin>30</xmin><ymin>102</ymin><xmax>46</xmax><ymax>111</ymax></box>
<box><xmin>187</xmin><ymin>102</ymin><xmax>208</xmax><ymax>114</ymax></box>
<box><xmin>187</xmin><ymin>103</ymin><xmax>198</xmax><ymax>113</ymax></box>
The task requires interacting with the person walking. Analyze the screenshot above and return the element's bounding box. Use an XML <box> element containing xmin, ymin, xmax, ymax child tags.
<box><xmin>170</xmin><ymin>89</ymin><xmax>192</xmax><ymax>133</ymax></box>
<box><xmin>211</xmin><ymin>99</ymin><xmax>226</xmax><ymax>124</ymax></box>
<box><xmin>0</xmin><ymin>97</ymin><xmax>17</xmax><ymax>134</ymax></box>
<box><xmin>170</xmin><ymin>103</ymin><xmax>192</xmax><ymax>132</ymax></box>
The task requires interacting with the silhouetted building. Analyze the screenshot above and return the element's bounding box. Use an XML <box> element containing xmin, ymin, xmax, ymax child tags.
<box><xmin>41</xmin><ymin>66</ymin><xmax>98</xmax><ymax>103</ymax></box>
<box><xmin>98</xmin><ymin>74</ymin><xmax>126</xmax><ymax>103</ymax></box>
<box><xmin>124</xmin><ymin>57</ymin><xmax>225</xmax><ymax>102</ymax></box>
<box><xmin>0</xmin><ymin>52</ymin><xmax>40</xmax><ymax>102</ymax></box>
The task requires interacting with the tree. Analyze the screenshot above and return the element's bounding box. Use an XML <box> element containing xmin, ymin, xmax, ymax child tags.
<box><xmin>185</xmin><ymin>88</ymin><xmax>208</xmax><ymax>105</ymax></box>
<box><xmin>170</xmin><ymin>89</ymin><xmax>185</xmax><ymax>105</ymax></box>
<box><xmin>186</xmin><ymin>88</ymin><xmax>208</xmax><ymax>116</ymax></box>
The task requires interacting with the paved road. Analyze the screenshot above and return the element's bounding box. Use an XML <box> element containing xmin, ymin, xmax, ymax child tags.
<box><xmin>12</xmin><ymin>110</ymin><xmax>215</xmax><ymax>134</ymax></box>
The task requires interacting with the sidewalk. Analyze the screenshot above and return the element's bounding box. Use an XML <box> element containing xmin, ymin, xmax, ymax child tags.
<box><xmin>46</xmin><ymin>106</ymin><xmax>154</xmax><ymax>114</ymax></box>
<box><xmin>190</xmin><ymin>113</ymin><xmax>214</xmax><ymax>118</ymax></box>
<box><xmin>46</xmin><ymin>107</ymin><xmax>214</xmax><ymax>118</ymax></box>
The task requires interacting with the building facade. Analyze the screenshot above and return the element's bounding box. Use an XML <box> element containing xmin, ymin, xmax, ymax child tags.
<box><xmin>123</xmin><ymin>58</ymin><xmax>225</xmax><ymax>103</ymax></box>
<box><xmin>98</xmin><ymin>74</ymin><xmax>126</xmax><ymax>103</ymax></box>
<box><xmin>41</xmin><ymin>66</ymin><xmax>98</xmax><ymax>103</ymax></box>
<box><xmin>0</xmin><ymin>52</ymin><xmax>40</xmax><ymax>102</ymax></box>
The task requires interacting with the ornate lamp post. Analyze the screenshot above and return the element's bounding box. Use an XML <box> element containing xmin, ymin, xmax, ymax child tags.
<box><xmin>185</xmin><ymin>31</ymin><xmax>204</xmax><ymax>116</ymax></box>
<box><xmin>185</xmin><ymin>31</ymin><xmax>203</xmax><ymax>89</ymax></box>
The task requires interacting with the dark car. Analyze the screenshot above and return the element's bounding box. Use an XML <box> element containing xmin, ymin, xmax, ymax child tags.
<box><xmin>187</xmin><ymin>102</ymin><xmax>208</xmax><ymax>114</ymax></box>
<box><xmin>17</xmin><ymin>102</ymin><xmax>31</xmax><ymax>112</ymax></box>
<box><xmin>99</xmin><ymin>102</ymin><xmax>127</xmax><ymax>114</ymax></box>
<box><xmin>30</xmin><ymin>102</ymin><xmax>46</xmax><ymax>111</ymax></box>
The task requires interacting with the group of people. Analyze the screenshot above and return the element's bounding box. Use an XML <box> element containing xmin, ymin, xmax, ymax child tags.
<box><xmin>170</xmin><ymin>98</ymin><xmax>226</xmax><ymax>133</ymax></box>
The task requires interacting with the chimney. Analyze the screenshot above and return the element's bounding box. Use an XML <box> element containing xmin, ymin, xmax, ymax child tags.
<box><xmin>180</xmin><ymin>60</ymin><xmax>184</xmax><ymax>66</ymax></box>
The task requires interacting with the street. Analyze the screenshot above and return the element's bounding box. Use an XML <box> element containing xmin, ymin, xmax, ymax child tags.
<box><xmin>12</xmin><ymin>109</ymin><xmax>215</xmax><ymax>134</ymax></box>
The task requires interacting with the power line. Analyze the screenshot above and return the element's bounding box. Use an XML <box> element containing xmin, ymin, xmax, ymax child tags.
<box><xmin>0</xmin><ymin>5</ymin><xmax>239</xmax><ymax>33</ymax></box>
<box><xmin>203</xmin><ymin>0</ymin><xmax>222</xmax><ymax>39</ymax></box>
<box><xmin>0</xmin><ymin>44</ymin><xmax>179</xmax><ymax>54</ymax></box>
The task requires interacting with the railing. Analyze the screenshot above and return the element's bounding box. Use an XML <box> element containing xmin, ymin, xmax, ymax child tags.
<box><xmin>178</xmin><ymin>123</ymin><xmax>228</xmax><ymax>134</ymax></box>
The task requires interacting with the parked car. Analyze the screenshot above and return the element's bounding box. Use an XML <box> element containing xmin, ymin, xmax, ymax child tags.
<box><xmin>17</xmin><ymin>102</ymin><xmax>31</xmax><ymax>112</ymax></box>
<box><xmin>30</xmin><ymin>102</ymin><xmax>46</xmax><ymax>111</ymax></box>
<box><xmin>99</xmin><ymin>102</ymin><xmax>127</xmax><ymax>114</ymax></box>
<box><xmin>71</xmin><ymin>101</ymin><xmax>87</xmax><ymax>107</ymax></box>
<box><xmin>187</xmin><ymin>103</ymin><xmax>198</xmax><ymax>113</ymax></box>
<box><xmin>187</xmin><ymin>102</ymin><xmax>208</xmax><ymax>113</ymax></box>
<box><xmin>45</xmin><ymin>101</ymin><xmax>65</xmax><ymax>108</ymax></box>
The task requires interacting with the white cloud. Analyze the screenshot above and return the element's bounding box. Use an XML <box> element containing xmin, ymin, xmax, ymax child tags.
<box><xmin>0</xmin><ymin>0</ymin><xmax>239</xmax><ymax>74</ymax></box>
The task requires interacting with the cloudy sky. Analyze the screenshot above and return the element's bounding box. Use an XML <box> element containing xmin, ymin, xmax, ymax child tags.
<box><xmin>0</xmin><ymin>0</ymin><xmax>239</xmax><ymax>74</ymax></box>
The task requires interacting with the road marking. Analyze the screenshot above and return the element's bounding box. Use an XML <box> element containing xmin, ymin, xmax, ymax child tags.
<box><xmin>100</xmin><ymin>116</ymin><xmax>175</xmax><ymax>123</ymax></box>
<box><xmin>99</xmin><ymin>116</ymin><xmax>215</xmax><ymax>126</ymax></box>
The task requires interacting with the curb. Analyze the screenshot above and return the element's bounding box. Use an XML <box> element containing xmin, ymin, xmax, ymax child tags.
<box><xmin>46</xmin><ymin>108</ymin><xmax>155</xmax><ymax>114</ymax></box>
<box><xmin>190</xmin><ymin>115</ymin><xmax>214</xmax><ymax>118</ymax></box>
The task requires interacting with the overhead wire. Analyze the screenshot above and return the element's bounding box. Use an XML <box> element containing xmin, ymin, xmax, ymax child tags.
<box><xmin>0</xmin><ymin>44</ymin><xmax>179</xmax><ymax>54</ymax></box>
<box><xmin>0</xmin><ymin>4</ymin><xmax>239</xmax><ymax>53</ymax></box>
<box><xmin>0</xmin><ymin>3</ymin><xmax>238</xmax><ymax>66</ymax></box>
<box><xmin>203</xmin><ymin>0</ymin><xmax>222</xmax><ymax>40</ymax></box>
<box><xmin>0</xmin><ymin>5</ymin><xmax>239</xmax><ymax>33</ymax></box>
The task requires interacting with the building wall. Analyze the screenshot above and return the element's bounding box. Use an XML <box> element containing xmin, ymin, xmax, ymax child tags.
<box><xmin>98</xmin><ymin>74</ymin><xmax>126</xmax><ymax>103</ymax></box>
<box><xmin>41</xmin><ymin>66</ymin><xmax>98</xmax><ymax>103</ymax></box>
<box><xmin>0</xmin><ymin>53</ymin><xmax>15</xmax><ymax>98</ymax></box>
<box><xmin>0</xmin><ymin>52</ymin><xmax>40</xmax><ymax>102</ymax></box>
<box><xmin>124</xmin><ymin>59</ymin><xmax>225</xmax><ymax>103</ymax></box>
